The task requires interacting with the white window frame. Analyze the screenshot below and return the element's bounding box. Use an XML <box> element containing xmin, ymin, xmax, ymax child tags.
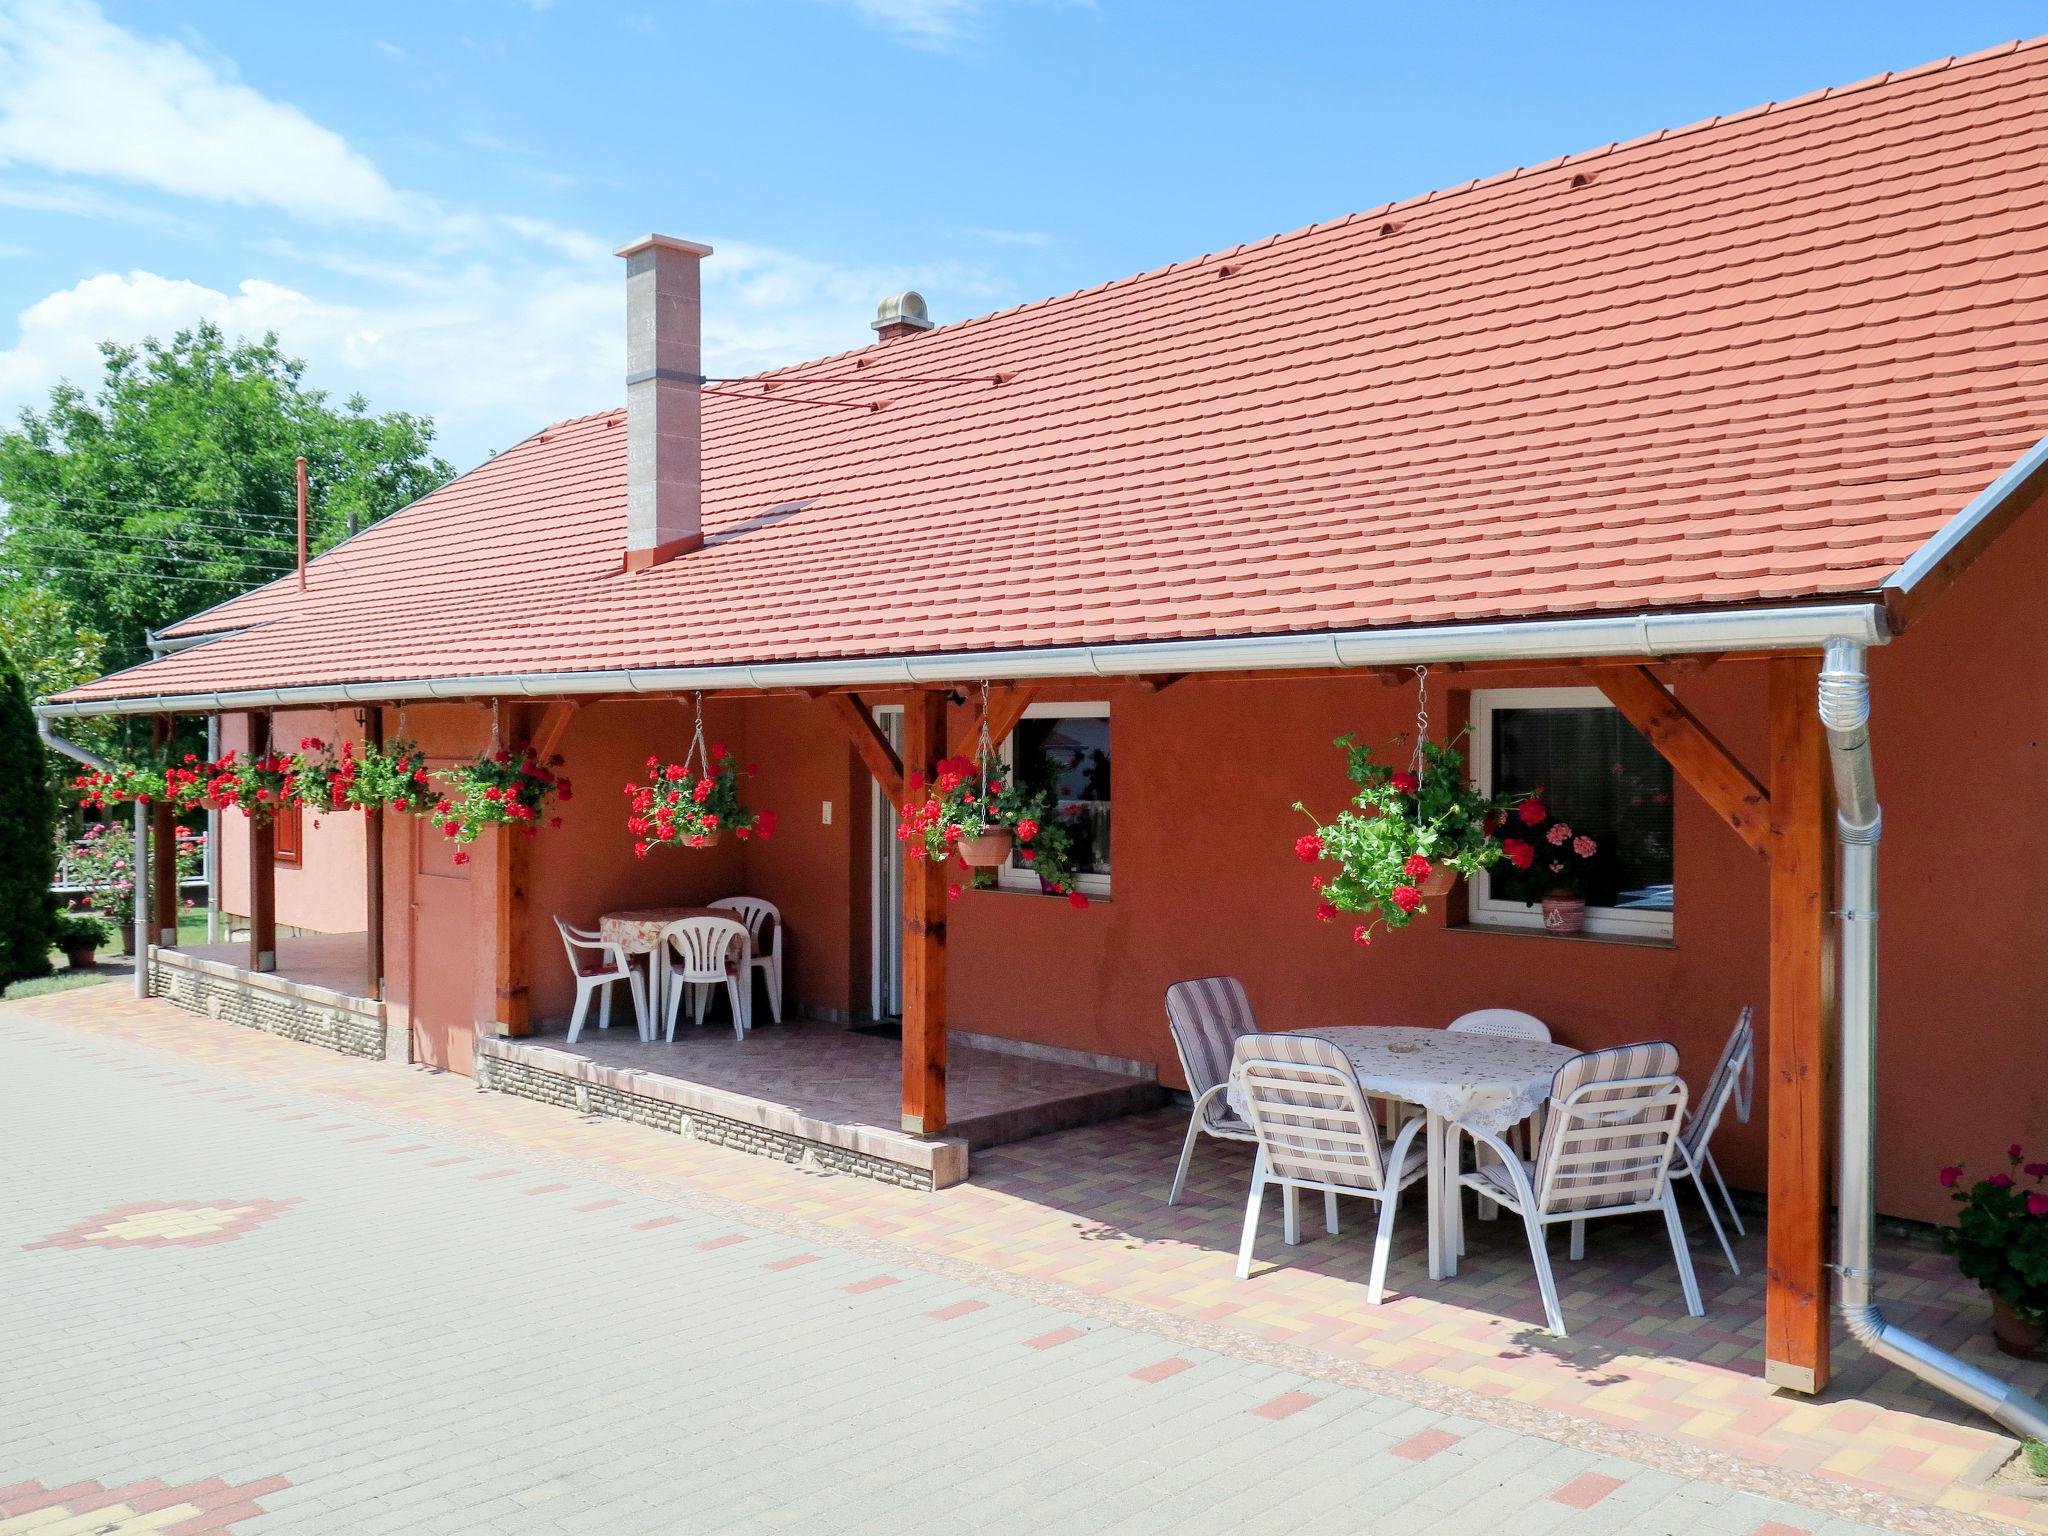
<box><xmin>1468</xmin><ymin>686</ymin><xmax>1674</xmax><ymax>940</ymax></box>
<box><xmin>997</xmin><ymin>701</ymin><xmax>1111</xmax><ymax>898</ymax></box>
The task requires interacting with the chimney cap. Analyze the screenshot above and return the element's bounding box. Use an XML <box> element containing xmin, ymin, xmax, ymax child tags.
<box><xmin>872</xmin><ymin>290</ymin><xmax>934</xmax><ymax>334</ymax></box>
<box><xmin>615</xmin><ymin>233</ymin><xmax>714</xmax><ymax>260</ymax></box>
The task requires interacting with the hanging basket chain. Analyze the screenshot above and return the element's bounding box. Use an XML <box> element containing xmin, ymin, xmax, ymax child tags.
<box><xmin>1411</xmin><ymin>664</ymin><xmax>1430</xmax><ymax>828</ymax></box>
<box><xmin>489</xmin><ymin>700</ymin><xmax>501</xmax><ymax>756</ymax></box>
<box><xmin>977</xmin><ymin>680</ymin><xmax>998</xmax><ymax>833</ymax></box>
<box><xmin>679</xmin><ymin>692</ymin><xmax>711</xmax><ymax>782</ymax></box>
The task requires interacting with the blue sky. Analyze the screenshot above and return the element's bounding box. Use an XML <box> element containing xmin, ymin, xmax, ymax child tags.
<box><xmin>2</xmin><ymin>0</ymin><xmax>2044</xmax><ymax>470</ymax></box>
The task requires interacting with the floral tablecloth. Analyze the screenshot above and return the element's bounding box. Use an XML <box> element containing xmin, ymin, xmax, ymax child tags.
<box><xmin>598</xmin><ymin>907</ymin><xmax>734</xmax><ymax>957</ymax></box>
<box><xmin>1231</xmin><ymin>1025</ymin><xmax>1576</xmax><ymax>1136</ymax></box>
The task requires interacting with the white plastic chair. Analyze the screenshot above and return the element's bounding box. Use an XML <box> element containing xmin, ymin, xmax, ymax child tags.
<box><xmin>1453</xmin><ymin>1041</ymin><xmax>1702</xmax><ymax>1336</ymax></box>
<box><xmin>553</xmin><ymin>916</ymin><xmax>649</xmax><ymax>1044</ymax></box>
<box><xmin>1447</xmin><ymin>1008</ymin><xmax>1551</xmax><ymax>1042</ymax></box>
<box><xmin>1162</xmin><ymin>976</ymin><xmax>1262</xmax><ymax>1205</ymax></box>
<box><xmin>1230</xmin><ymin>1033</ymin><xmax>1427</xmax><ymax>1300</ymax></box>
<box><xmin>710</xmin><ymin>896</ymin><xmax>784</xmax><ymax>1024</ymax></box>
<box><xmin>1671</xmin><ymin>1005</ymin><xmax>1755</xmax><ymax>1272</ymax></box>
<box><xmin>658</xmin><ymin>916</ymin><xmax>752</xmax><ymax>1042</ymax></box>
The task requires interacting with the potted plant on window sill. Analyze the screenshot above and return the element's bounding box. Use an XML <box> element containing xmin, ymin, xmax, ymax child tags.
<box><xmin>1293</xmin><ymin>732</ymin><xmax>1517</xmax><ymax>947</ymax></box>
<box><xmin>899</xmin><ymin>755</ymin><xmax>1090</xmax><ymax>907</ymax></box>
<box><xmin>1488</xmin><ymin>798</ymin><xmax>1601</xmax><ymax>935</ymax></box>
<box><xmin>1937</xmin><ymin>1146</ymin><xmax>2048</xmax><ymax>1358</ymax></box>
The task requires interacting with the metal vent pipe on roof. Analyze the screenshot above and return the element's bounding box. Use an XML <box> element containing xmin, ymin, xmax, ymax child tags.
<box><xmin>873</xmin><ymin>290</ymin><xmax>934</xmax><ymax>342</ymax></box>
<box><xmin>1821</xmin><ymin>639</ymin><xmax>2048</xmax><ymax>1442</ymax></box>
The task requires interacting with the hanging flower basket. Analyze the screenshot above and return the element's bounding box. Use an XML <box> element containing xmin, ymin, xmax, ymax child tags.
<box><xmin>955</xmin><ymin>827</ymin><xmax>1014</xmax><ymax>868</ymax></box>
<box><xmin>70</xmin><ymin>753</ymin><xmax>207</xmax><ymax>813</ymax></box>
<box><xmin>345</xmin><ymin>738</ymin><xmax>438</xmax><ymax>815</ymax></box>
<box><xmin>1936</xmin><ymin>1145</ymin><xmax>2048</xmax><ymax>1358</ymax></box>
<box><xmin>1294</xmin><ymin>729</ymin><xmax>1519</xmax><ymax>947</ymax></box>
<box><xmin>289</xmin><ymin>737</ymin><xmax>359</xmax><ymax>814</ymax></box>
<box><xmin>899</xmin><ymin>753</ymin><xmax>1087</xmax><ymax>905</ymax></box>
<box><xmin>436</xmin><ymin>748</ymin><xmax>569</xmax><ymax>863</ymax></box>
<box><xmin>624</xmin><ymin>701</ymin><xmax>773</xmax><ymax>856</ymax></box>
<box><xmin>188</xmin><ymin>749</ymin><xmax>298</xmax><ymax>819</ymax></box>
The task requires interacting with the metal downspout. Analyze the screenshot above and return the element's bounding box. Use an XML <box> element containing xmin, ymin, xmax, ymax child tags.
<box><xmin>36</xmin><ymin>720</ymin><xmax>149</xmax><ymax>1002</ymax></box>
<box><xmin>1821</xmin><ymin>639</ymin><xmax>2048</xmax><ymax>1442</ymax></box>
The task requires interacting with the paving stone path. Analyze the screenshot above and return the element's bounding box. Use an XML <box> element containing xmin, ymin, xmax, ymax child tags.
<box><xmin>0</xmin><ymin>1013</ymin><xmax>1967</xmax><ymax>1534</ymax></box>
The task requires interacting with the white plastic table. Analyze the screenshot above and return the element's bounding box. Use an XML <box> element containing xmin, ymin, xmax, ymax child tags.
<box><xmin>1257</xmin><ymin>1026</ymin><xmax>1577</xmax><ymax>1281</ymax></box>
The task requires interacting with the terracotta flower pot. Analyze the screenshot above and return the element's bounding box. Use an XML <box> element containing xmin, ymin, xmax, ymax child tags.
<box><xmin>1991</xmin><ymin>1292</ymin><xmax>2046</xmax><ymax>1359</ymax></box>
<box><xmin>119</xmin><ymin>926</ymin><xmax>138</xmax><ymax>956</ymax></box>
<box><xmin>1541</xmin><ymin>893</ymin><xmax>1586</xmax><ymax>935</ymax></box>
<box><xmin>690</xmin><ymin>829</ymin><xmax>723</xmax><ymax>849</ymax></box>
<box><xmin>1419</xmin><ymin>865</ymin><xmax>1459</xmax><ymax>899</ymax></box>
<box><xmin>956</xmin><ymin>828</ymin><xmax>1014</xmax><ymax>868</ymax></box>
<box><xmin>65</xmin><ymin>947</ymin><xmax>98</xmax><ymax>971</ymax></box>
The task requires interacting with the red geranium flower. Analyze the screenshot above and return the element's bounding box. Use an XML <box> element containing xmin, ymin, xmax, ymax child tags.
<box><xmin>1352</xmin><ymin>926</ymin><xmax>1372</xmax><ymax>946</ymax></box>
<box><xmin>1403</xmin><ymin>854</ymin><xmax>1432</xmax><ymax>880</ymax></box>
<box><xmin>1939</xmin><ymin>1165</ymin><xmax>1963</xmax><ymax>1188</ymax></box>
<box><xmin>1067</xmin><ymin>890</ymin><xmax>1089</xmax><ymax>910</ymax></box>
<box><xmin>2030</xmin><ymin>1192</ymin><xmax>2048</xmax><ymax>1216</ymax></box>
<box><xmin>1390</xmin><ymin>884</ymin><xmax>1422</xmax><ymax>913</ymax></box>
<box><xmin>1390</xmin><ymin>771</ymin><xmax>1419</xmax><ymax>795</ymax></box>
<box><xmin>1315</xmin><ymin>901</ymin><xmax>1338</xmax><ymax>923</ymax></box>
<box><xmin>1502</xmin><ymin>837</ymin><xmax>1535</xmax><ymax>870</ymax></box>
<box><xmin>1990</xmin><ymin>1173</ymin><xmax>2015</xmax><ymax>1189</ymax></box>
<box><xmin>1295</xmin><ymin>833</ymin><xmax>1324</xmax><ymax>862</ymax></box>
<box><xmin>1517</xmin><ymin>799</ymin><xmax>1547</xmax><ymax>826</ymax></box>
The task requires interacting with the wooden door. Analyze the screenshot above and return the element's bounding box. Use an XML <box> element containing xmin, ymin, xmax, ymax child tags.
<box><xmin>406</xmin><ymin>814</ymin><xmax>476</xmax><ymax>1071</ymax></box>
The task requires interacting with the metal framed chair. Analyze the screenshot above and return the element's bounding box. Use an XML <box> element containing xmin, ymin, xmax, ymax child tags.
<box><xmin>657</xmin><ymin>916</ymin><xmax>752</xmax><ymax>1042</ymax></box>
<box><xmin>553</xmin><ymin>916</ymin><xmax>649</xmax><ymax>1044</ymax></box>
<box><xmin>1162</xmin><ymin>976</ymin><xmax>1261</xmax><ymax>1205</ymax></box>
<box><xmin>1671</xmin><ymin>1005</ymin><xmax>1755</xmax><ymax>1271</ymax></box>
<box><xmin>1230</xmin><ymin>1034</ymin><xmax>1427</xmax><ymax>1300</ymax></box>
<box><xmin>1453</xmin><ymin>1041</ymin><xmax>1702</xmax><ymax>1336</ymax></box>
<box><xmin>710</xmin><ymin>896</ymin><xmax>784</xmax><ymax>1024</ymax></box>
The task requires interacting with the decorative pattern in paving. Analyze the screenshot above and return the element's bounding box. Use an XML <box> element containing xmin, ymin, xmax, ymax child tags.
<box><xmin>7</xmin><ymin>986</ymin><xmax>2044</xmax><ymax>1534</ymax></box>
<box><xmin>0</xmin><ymin>1475</ymin><xmax>288</xmax><ymax>1533</ymax></box>
<box><xmin>27</xmin><ymin>1198</ymin><xmax>299</xmax><ymax>1252</ymax></box>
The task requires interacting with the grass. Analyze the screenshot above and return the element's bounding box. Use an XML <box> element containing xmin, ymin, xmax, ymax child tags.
<box><xmin>2027</xmin><ymin>1439</ymin><xmax>2048</xmax><ymax>1481</ymax></box>
<box><xmin>3</xmin><ymin>910</ymin><xmax>216</xmax><ymax>1001</ymax></box>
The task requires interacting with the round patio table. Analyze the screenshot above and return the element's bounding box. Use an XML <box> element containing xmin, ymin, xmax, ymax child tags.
<box><xmin>1243</xmin><ymin>1026</ymin><xmax>1577</xmax><ymax>1282</ymax></box>
<box><xmin>598</xmin><ymin>907</ymin><xmax>748</xmax><ymax>1036</ymax></box>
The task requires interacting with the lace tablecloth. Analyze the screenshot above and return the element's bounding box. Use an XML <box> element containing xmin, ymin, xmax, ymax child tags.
<box><xmin>1232</xmin><ymin>1026</ymin><xmax>1577</xmax><ymax>1136</ymax></box>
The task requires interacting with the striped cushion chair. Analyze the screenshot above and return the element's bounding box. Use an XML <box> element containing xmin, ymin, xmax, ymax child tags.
<box><xmin>1230</xmin><ymin>1033</ymin><xmax>1428</xmax><ymax>1299</ymax></box>
<box><xmin>1163</xmin><ymin>977</ymin><xmax>1263</xmax><ymax>1205</ymax></box>
<box><xmin>1453</xmin><ymin>1040</ymin><xmax>1702</xmax><ymax>1336</ymax></box>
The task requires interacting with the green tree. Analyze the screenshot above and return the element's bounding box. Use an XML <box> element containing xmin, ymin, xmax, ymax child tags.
<box><xmin>0</xmin><ymin>649</ymin><xmax>58</xmax><ymax>987</ymax></box>
<box><xmin>0</xmin><ymin>322</ymin><xmax>454</xmax><ymax>671</ymax></box>
<box><xmin>0</xmin><ymin>586</ymin><xmax>113</xmax><ymax>761</ymax></box>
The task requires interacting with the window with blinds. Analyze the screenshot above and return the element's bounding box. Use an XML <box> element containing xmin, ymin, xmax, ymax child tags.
<box><xmin>999</xmin><ymin>704</ymin><xmax>1111</xmax><ymax>896</ymax></box>
<box><xmin>1469</xmin><ymin>687</ymin><xmax>1674</xmax><ymax>937</ymax></box>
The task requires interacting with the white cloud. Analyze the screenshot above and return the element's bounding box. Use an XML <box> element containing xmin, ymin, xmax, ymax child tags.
<box><xmin>818</xmin><ymin>0</ymin><xmax>984</xmax><ymax>50</ymax></box>
<box><xmin>0</xmin><ymin>0</ymin><xmax>414</xmax><ymax>224</ymax></box>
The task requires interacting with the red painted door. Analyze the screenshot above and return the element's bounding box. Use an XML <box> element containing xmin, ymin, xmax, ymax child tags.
<box><xmin>407</xmin><ymin>816</ymin><xmax>476</xmax><ymax>1072</ymax></box>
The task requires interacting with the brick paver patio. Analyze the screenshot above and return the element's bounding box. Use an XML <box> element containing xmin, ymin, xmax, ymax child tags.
<box><xmin>2</xmin><ymin>985</ymin><xmax>2042</xmax><ymax>1533</ymax></box>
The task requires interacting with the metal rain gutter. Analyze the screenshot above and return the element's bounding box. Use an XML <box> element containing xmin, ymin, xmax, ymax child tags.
<box><xmin>1820</xmin><ymin>638</ymin><xmax>2048</xmax><ymax>1443</ymax></box>
<box><xmin>35</xmin><ymin>601</ymin><xmax>1890</xmax><ymax>720</ymax></box>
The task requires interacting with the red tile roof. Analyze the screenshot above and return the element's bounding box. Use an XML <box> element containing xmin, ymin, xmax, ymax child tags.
<box><xmin>58</xmin><ymin>39</ymin><xmax>2048</xmax><ymax>707</ymax></box>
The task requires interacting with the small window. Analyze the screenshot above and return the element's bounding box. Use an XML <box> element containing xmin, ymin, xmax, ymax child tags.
<box><xmin>999</xmin><ymin>703</ymin><xmax>1111</xmax><ymax>897</ymax></box>
<box><xmin>1469</xmin><ymin>687</ymin><xmax>1673</xmax><ymax>938</ymax></box>
<box><xmin>273</xmin><ymin>802</ymin><xmax>303</xmax><ymax>866</ymax></box>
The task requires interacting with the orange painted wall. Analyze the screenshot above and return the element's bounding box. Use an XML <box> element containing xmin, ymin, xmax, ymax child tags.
<box><xmin>360</xmin><ymin>517</ymin><xmax>2048</xmax><ymax>1224</ymax></box>
<box><xmin>219</xmin><ymin>708</ymin><xmax>369</xmax><ymax>935</ymax></box>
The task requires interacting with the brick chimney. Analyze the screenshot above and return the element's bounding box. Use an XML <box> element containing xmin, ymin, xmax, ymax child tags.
<box><xmin>872</xmin><ymin>290</ymin><xmax>934</xmax><ymax>343</ymax></box>
<box><xmin>617</xmin><ymin>234</ymin><xmax>712</xmax><ymax>570</ymax></box>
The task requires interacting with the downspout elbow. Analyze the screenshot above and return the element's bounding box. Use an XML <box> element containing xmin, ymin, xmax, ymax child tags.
<box><xmin>37</xmin><ymin>715</ymin><xmax>112</xmax><ymax>773</ymax></box>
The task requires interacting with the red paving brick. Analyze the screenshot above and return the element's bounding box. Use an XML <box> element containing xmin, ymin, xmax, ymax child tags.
<box><xmin>1750</xmin><ymin>1523</ymin><xmax>1811</xmax><ymax>1536</ymax></box>
<box><xmin>927</xmin><ymin>1301</ymin><xmax>988</xmax><ymax>1321</ymax></box>
<box><xmin>1129</xmin><ymin>1358</ymin><xmax>1195</xmax><ymax>1384</ymax></box>
<box><xmin>697</xmin><ymin>1234</ymin><xmax>748</xmax><ymax>1249</ymax></box>
<box><xmin>1251</xmin><ymin>1391</ymin><xmax>1322</xmax><ymax>1421</ymax></box>
<box><xmin>1390</xmin><ymin>1428</ymin><xmax>1461</xmax><ymax>1462</ymax></box>
<box><xmin>843</xmin><ymin>1275</ymin><xmax>901</xmax><ymax>1294</ymax></box>
<box><xmin>1024</xmin><ymin>1327</ymin><xmax>1085</xmax><ymax>1350</ymax></box>
<box><xmin>632</xmin><ymin>1216</ymin><xmax>684</xmax><ymax>1231</ymax></box>
<box><xmin>765</xmin><ymin>1253</ymin><xmax>820</xmax><ymax>1271</ymax></box>
<box><xmin>1551</xmin><ymin>1472</ymin><xmax>1626</xmax><ymax>1508</ymax></box>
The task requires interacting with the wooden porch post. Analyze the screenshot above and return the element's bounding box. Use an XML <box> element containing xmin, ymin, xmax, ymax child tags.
<box><xmin>1765</xmin><ymin>655</ymin><xmax>1832</xmax><ymax>1392</ymax></box>
<box><xmin>900</xmin><ymin>687</ymin><xmax>947</xmax><ymax>1135</ymax></box>
<box><xmin>491</xmin><ymin>703</ymin><xmax>534</xmax><ymax>1038</ymax></box>
<box><xmin>149</xmin><ymin>714</ymin><xmax>180</xmax><ymax>947</ymax></box>
<box><xmin>363</xmin><ymin>707</ymin><xmax>386</xmax><ymax>1001</ymax></box>
<box><xmin>247</xmin><ymin>711</ymin><xmax>277</xmax><ymax>973</ymax></box>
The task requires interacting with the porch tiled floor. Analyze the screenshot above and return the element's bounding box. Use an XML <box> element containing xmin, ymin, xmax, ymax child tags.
<box><xmin>523</xmin><ymin>1017</ymin><xmax>1163</xmax><ymax>1148</ymax></box>
<box><xmin>175</xmin><ymin>933</ymin><xmax>371</xmax><ymax>999</ymax></box>
<box><xmin>8</xmin><ymin>985</ymin><xmax>2046</xmax><ymax>1532</ymax></box>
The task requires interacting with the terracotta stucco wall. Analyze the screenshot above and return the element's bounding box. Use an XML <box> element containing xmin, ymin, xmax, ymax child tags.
<box><xmin>218</xmin><ymin>708</ymin><xmax>369</xmax><ymax>935</ymax></box>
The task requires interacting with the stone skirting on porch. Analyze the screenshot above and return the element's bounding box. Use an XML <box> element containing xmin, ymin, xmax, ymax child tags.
<box><xmin>149</xmin><ymin>945</ymin><xmax>386</xmax><ymax>1061</ymax></box>
<box><xmin>474</xmin><ymin>1035</ymin><xmax>969</xmax><ymax>1190</ymax></box>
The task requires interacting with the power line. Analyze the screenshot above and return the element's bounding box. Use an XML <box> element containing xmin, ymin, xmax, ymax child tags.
<box><xmin>701</xmin><ymin>387</ymin><xmax>885</xmax><ymax>414</ymax></box>
<box><xmin>7</xmin><ymin>495</ymin><xmax>304</xmax><ymax>528</ymax></box>
<box><xmin>4</xmin><ymin>525</ymin><xmax>303</xmax><ymax>562</ymax></box>
<box><xmin>15</xmin><ymin>561</ymin><xmax>293</xmax><ymax>590</ymax></box>
<box><xmin>5</xmin><ymin>547</ymin><xmax>297</xmax><ymax>579</ymax></box>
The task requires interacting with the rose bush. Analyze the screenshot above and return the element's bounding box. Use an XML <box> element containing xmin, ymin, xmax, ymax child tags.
<box><xmin>1294</xmin><ymin>733</ymin><xmax>1519</xmax><ymax>945</ymax></box>
<box><xmin>624</xmin><ymin>744</ymin><xmax>774</xmax><ymax>854</ymax></box>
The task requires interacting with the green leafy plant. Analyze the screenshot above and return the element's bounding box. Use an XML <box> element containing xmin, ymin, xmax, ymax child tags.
<box><xmin>624</xmin><ymin>743</ymin><xmax>774</xmax><ymax>854</ymax></box>
<box><xmin>345</xmin><ymin>738</ymin><xmax>436</xmax><ymax>814</ymax></box>
<box><xmin>2025</xmin><ymin>1440</ymin><xmax>2048</xmax><ymax>1480</ymax></box>
<box><xmin>1294</xmin><ymin>732</ymin><xmax>1519</xmax><ymax>945</ymax></box>
<box><xmin>436</xmin><ymin>749</ymin><xmax>570</xmax><ymax>862</ymax></box>
<box><xmin>54</xmin><ymin>909</ymin><xmax>110</xmax><ymax>956</ymax></box>
<box><xmin>897</xmin><ymin>754</ymin><xmax>1087</xmax><ymax>907</ymax></box>
<box><xmin>0</xmin><ymin>652</ymin><xmax>58</xmax><ymax>987</ymax></box>
<box><xmin>1938</xmin><ymin>1144</ymin><xmax>2048</xmax><ymax>1329</ymax></box>
<box><xmin>289</xmin><ymin>736</ymin><xmax>358</xmax><ymax>814</ymax></box>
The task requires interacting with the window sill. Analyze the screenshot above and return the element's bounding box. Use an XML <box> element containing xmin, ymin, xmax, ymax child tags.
<box><xmin>976</xmin><ymin>884</ymin><xmax>1112</xmax><ymax>905</ymax></box>
<box><xmin>1446</xmin><ymin>921</ymin><xmax>1674</xmax><ymax>951</ymax></box>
